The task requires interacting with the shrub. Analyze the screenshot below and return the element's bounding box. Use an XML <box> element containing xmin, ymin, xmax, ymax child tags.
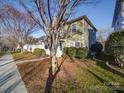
<box><xmin>0</xmin><ymin>52</ymin><xmax>4</xmax><ymax>57</ymax></box>
<box><xmin>63</xmin><ymin>47</ymin><xmax>69</xmax><ymax>57</ymax></box>
<box><xmin>33</xmin><ymin>48</ymin><xmax>46</xmax><ymax>56</ymax></box>
<box><xmin>90</xmin><ymin>42</ymin><xmax>103</xmax><ymax>56</ymax></box>
<box><xmin>16</xmin><ymin>49</ymin><xmax>21</xmax><ymax>52</ymax></box>
<box><xmin>63</xmin><ymin>47</ymin><xmax>77</xmax><ymax>57</ymax></box>
<box><xmin>76</xmin><ymin>48</ymin><xmax>88</xmax><ymax>59</ymax></box>
<box><xmin>63</xmin><ymin>47</ymin><xmax>88</xmax><ymax>59</ymax></box>
<box><xmin>11</xmin><ymin>49</ymin><xmax>21</xmax><ymax>54</ymax></box>
<box><xmin>105</xmin><ymin>30</ymin><xmax>124</xmax><ymax>68</ymax></box>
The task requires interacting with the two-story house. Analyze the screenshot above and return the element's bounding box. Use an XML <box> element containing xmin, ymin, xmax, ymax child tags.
<box><xmin>112</xmin><ymin>0</ymin><xmax>124</xmax><ymax>30</ymax></box>
<box><xmin>60</xmin><ymin>15</ymin><xmax>97</xmax><ymax>50</ymax></box>
<box><xmin>23</xmin><ymin>15</ymin><xmax>97</xmax><ymax>57</ymax></box>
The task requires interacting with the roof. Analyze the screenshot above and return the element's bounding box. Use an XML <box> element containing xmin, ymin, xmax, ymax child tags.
<box><xmin>66</xmin><ymin>15</ymin><xmax>97</xmax><ymax>31</ymax></box>
<box><xmin>112</xmin><ymin>0</ymin><xmax>122</xmax><ymax>27</ymax></box>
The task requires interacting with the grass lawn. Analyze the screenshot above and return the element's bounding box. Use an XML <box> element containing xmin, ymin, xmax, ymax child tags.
<box><xmin>16</xmin><ymin>57</ymin><xmax>124</xmax><ymax>93</ymax></box>
<box><xmin>12</xmin><ymin>52</ymin><xmax>41</xmax><ymax>61</ymax></box>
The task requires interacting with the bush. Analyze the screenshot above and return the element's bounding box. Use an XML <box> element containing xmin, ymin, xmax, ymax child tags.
<box><xmin>105</xmin><ymin>30</ymin><xmax>124</xmax><ymax>68</ymax></box>
<box><xmin>33</xmin><ymin>48</ymin><xmax>46</xmax><ymax>56</ymax></box>
<box><xmin>11</xmin><ymin>49</ymin><xmax>21</xmax><ymax>54</ymax></box>
<box><xmin>63</xmin><ymin>47</ymin><xmax>77</xmax><ymax>57</ymax></box>
<box><xmin>16</xmin><ymin>49</ymin><xmax>21</xmax><ymax>52</ymax></box>
<box><xmin>76</xmin><ymin>48</ymin><xmax>88</xmax><ymax>59</ymax></box>
<box><xmin>63</xmin><ymin>47</ymin><xmax>88</xmax><ymax>59</ymax></box>
<box><xmin>0</xmin><ymin>52</ymin><xmax>4</xmax><ymax>57</ymax></box>
<box><xmin>90</xmin><ymin>42</ymin><xmax>103</xmax><ymax>56</ymax></box>
<box><xmin>63</xmin><ymin>47</ymin><xmax>69</xmax><ymax>57</ymax></box>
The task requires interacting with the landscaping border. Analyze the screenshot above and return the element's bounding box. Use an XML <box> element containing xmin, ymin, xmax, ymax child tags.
<box><xmin>106</xmin><ymin>62</ymin><xmax>124</xmax><ymax>77</ymax></box>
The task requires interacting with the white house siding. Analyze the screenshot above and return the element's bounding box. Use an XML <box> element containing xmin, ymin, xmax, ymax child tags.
<box><xmin>23</xmin><ymin>44</ymin><xmax>44</xmax><ymax>52</ymax></box>
<box><xmin>23</xmin><ymin>43</ymin><xmax>62</xmax><ymax>57</ymax></box>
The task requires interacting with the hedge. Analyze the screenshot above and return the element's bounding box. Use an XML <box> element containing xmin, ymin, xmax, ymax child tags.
<box><xmin>76</xmin><ymin>48</ymin><xmax>88</xmax><ymax>59</ymax></box>
<box><xmin>11</xmin><ymin>49</ymin><xmax>21</xmax><ymax>54</ymax></box>
<box><xmin>63</xmin><ymin>47</ymin><xmax>88</xmax><ymax>59</ymax></box>
<box><xmin>105</xmin><ymin>30</ymin><xmax>124</xmax><ymax>68</ymax></box>
<box><xmin>33</xmin><ymin>48</ymin><xmax>46</xmax><ymax>56</ymax></box>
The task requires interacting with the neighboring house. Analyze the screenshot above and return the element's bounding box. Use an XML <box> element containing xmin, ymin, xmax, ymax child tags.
<box><xmin>112</xmin><ymin>0</ymin><xmax>124</xmax><ymax>30</ymax></box>
<box><xmin>23</xmin><ymin>15</ymin><xmax>97</xmax><ymax>57</ymax></box>
<box><xmin>23</xmin><ymin>40</ymin><xmax>62</xmax><ymax>57</ymax></box>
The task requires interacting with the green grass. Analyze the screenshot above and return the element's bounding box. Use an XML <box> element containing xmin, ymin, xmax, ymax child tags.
<box><xmin>12</xmin><ymin>52</ymin><xmax>37</xmax><ymax>61</ymax></box>
<box><xmin>15</xmin><ymin>52</ymin><xmax>124</xmax><ymax>93</ymax></box>
<box><xmin>52</xmin><ymin>61</ymin><xmax>124</xmax><ymax>93</ymax></box>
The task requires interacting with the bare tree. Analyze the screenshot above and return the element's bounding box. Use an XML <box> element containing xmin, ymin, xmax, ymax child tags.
<box><xmin>12</xmin><ymin>1</ymin><xmax>99</xmax><ymax>92</ymax></box>
<box><xmin>0</xmin><ymin>5</ymin><xmax>36</xmax><ymax>53</ymax></box>
<box><xmin>97</xmin><ymin>27</ymin><xmax>113</xmax><ymax>45</ymax></box>
<box><xmin>26</xmin><ymin>36</ymin><xmax>38</xmax><ymax>45</ymax></box>
<box><xmin>20</xmin><ymin>0</ymin><xmax>98</xmax><ymax>76</ymax></box>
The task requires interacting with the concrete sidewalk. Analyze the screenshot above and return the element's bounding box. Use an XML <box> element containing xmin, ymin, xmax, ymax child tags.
<box><xmin>0</xmin><ymin>54</ymin><xmax>28</xmax><ymax>93</ymax></box>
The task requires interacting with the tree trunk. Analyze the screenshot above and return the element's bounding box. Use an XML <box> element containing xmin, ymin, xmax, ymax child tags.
<box><xmin>49</xmin><ymin>32</ymin><xmax>59</xmax><ymax>75</ymax></box>
<box><xmin>44</xmin><ymin>44</ymin><xmax>59</xmax><ymax>93</ymax></box>
<box><xmin>20</xmin><ymin>45</ymin><xmax>24</xmax><ymax>53</ymax></box>
<box><xmin>50</xmin><ymin>47</ymin><xmax>58</xmax><ymax>75</ymax></box>
<box><xmin>20</xmin><ymin>47</ymin><xmax>23</xmax><ymax>53</ymax></box>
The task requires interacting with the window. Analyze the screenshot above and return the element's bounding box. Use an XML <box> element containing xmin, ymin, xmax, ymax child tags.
<box><xmin>71</xmin><ymin>24</ymin><xmax>76</xmax><ymax>32</ymax></box>
<box><xmin>75</xmin><ymin>42</ymin><xmax>80</xmax><ymax>48</ymax></box>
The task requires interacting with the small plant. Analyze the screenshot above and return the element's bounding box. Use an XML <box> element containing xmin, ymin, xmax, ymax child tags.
<box><xmin>33</xmin><ymin>48</ymin><xmax>46</xmax><ymax>56</ymax></box>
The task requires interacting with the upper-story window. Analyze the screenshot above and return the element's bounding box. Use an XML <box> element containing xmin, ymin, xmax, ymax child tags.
<box><xmin>71</xmin><ymin>24</ymin><xmax>77</xmax><ymax>33</ymax></box>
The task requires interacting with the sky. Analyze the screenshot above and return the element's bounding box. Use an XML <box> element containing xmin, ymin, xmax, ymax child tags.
<box><xmin>33</xmin><ymin>0</ymin><xmax>116</xmax><ymax>38</ymax></box>
<box><xmin>8</xmin><ymin>0</ymin><xmax>116</xmax><ymax>38</ymax></box>
<box><xmin>78</xmin><ymin>0</ymin><xmax>116</xmax><ymax>28</ymax></box>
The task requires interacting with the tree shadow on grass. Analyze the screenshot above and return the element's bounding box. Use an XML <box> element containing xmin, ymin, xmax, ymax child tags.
<box><xmin>88</xmin><ymin>70</ymin><xmax>124</xmax><ymax>93</ymax></box>
<box><xmin>88</xmin><ymin>70</ymin><xmax>107</xmax><ymax>84</ymax></box>
<box><xmin>44</xmin><ymin>57</ymin><xmax>66</xmax><ymax>93</ymax></box>
<box><xmin>94</xmin><ymin>57</ymin><xmax>124</xmax><ymax>78</ymax></box>
<box><xmin>94</xmin><ymin>53</ymin><xmax>124</xmax><ymax>77</ymax></box>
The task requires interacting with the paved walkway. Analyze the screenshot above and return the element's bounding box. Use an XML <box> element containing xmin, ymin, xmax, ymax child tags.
<box><xmin>0</xmin><ymin>54</ymin><xmax>28</xmax><ymax>93</ymax></box>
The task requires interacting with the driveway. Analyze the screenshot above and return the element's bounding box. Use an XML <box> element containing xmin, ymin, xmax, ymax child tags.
<box><xmin>0</xmin><ymin>54</ymin><xmax>28</xmax><ymax>93</ymax></box>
